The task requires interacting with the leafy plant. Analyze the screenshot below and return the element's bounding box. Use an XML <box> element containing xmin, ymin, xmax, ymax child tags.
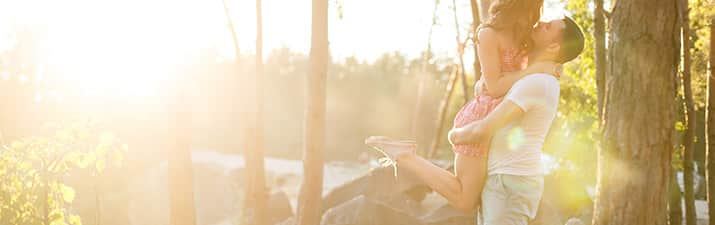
<box><xmin>0</xmin><ymin>121</ymin><xmax>126</xmax><ymax>225</ymax></box>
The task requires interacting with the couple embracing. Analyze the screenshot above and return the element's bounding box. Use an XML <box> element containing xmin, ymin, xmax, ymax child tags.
<box><xmin>366</xmin><ymin>1</ymin><xmax>585</xmax><ymax>224</ymax></box>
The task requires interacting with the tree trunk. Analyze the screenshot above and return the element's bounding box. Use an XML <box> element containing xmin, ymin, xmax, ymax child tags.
<box><xmin>592</xmin><ymin>0</ymin><xmax>679</xmax><ymax>225</ymax></box>
<box><xmin>295</xmin><ymin>0</ymin><xmax>327</xmax><ymax>224</ymax></box>
<box><xmin>428</xmin><ymin>66</ymin><xmax>459</xmax><ymax>159</ymax></box>
<box><xmin>469</xmin><ymin>0</ymin><xmax>482</xmax><ymax>81</ymax></box>
<box><xmin>241</xmin><ymin>0</ymin><xmax>269</xmax><ymax>224</ymax></box>
<box><xmin>222</xmin><ymin>0</ymin><xmax>268</xmax><ymax>223</ymax></box>
<box><xmin>477</xmin><ymin>0</ymin><xmax>491</xmax><ymax>22</ymax></box>
<box><xmin>670</xmin><ymin>167</ymin><xmax>684</xmax><ymax>225</ymax></box>
<box><xmin>677</xmin><ymin>0</ymin><xmax>697</xmax><ymax>224</ymax></box>
<box><xmin>706</xmin><ymin>16</ymin><xmax>715</xmax><ymax>225</ymax></box>
<box><xmin>412</xmin><ymin>0</ymin><xmax>440</xmax><ymax>139</ymax></box>
<box><xmin>451</xmin><ymin>0</ymin><xmax>468</xmax><ymax>104</ymax></box>
<box><xmin>221</xmin><ymin>0</ymin><xmax>239</xmax><ymax>58</ymax></box>
<box><xmin>168</xmin><ymin>80</ymin><xmax>197</xmax><ymax>225</ymax></box>
<box><xmin>95</xmin><ymin>176</ymin><xmax>102</xmax><ymax>225</ymax></box>
<box><xmin>426</xmin><ymin>0</ymin><xmax>475</xmax><ymax>159</ymax></box>
<box><xmin>594</xmin><ymin>0</ymin><xmax>606</xmax><ymax>119</ymax></box>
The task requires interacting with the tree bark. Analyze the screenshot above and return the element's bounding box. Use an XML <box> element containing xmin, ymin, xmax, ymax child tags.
<box><xmin>670</xmin><ymin>167</ymin><xmax>684</xmax><ymax>225</ymax></box>
<box><xmin>476</xmin><ymin>0</ymin><xmax>491</xmax><ymax>22</ymax></box>
<box><xmin>295</xmin><ymin>0</ymin><xmax>327</xmax><ymax>224</ymax></box>
<box><xmin>469</xmin><ymin>0</ymin><xmax>482</xmax><ymax>80</ymax></box>
<box><xmin>451</xmin><ymin>0</ymin><xmax>468</xmax><ymax>104</ymax></box>
<box><xmin>412</xmin><ymin>0</ymin><xmax>440</xmax><ymax>139</ymax></box>
<box><xmin>594</xmin><ymin>0</ymin><xmax>606</xmax><ymax>119</ymax></box>
<box><xmin>241</xmin><ymin>0</ymin><xmax>269</xmax><ymax>224</ymax></box>
<box><xmin>706</xmin><ymin>16</ymin><xmax>715</xmax><ymax>225</ymax></box>
<box><xmin>168</xmin><ymin>79</ymin><xmax>197</xmax><ymax>225</ymax></box>
<box><xmin>95</xmin><ymin>176</ymin><xmax>102</xmax><ymax>225</ymax></box>
<box><xmin>428</xmin><ymin>66</ymin><xmax>459</xmax><ymax>159</ymax></box>
<box><xmin>677</xmin><ymin>0</ymin><xmax>697</xmax><ymax>224</ymax></box>
<box><xmin>426</xmin><ymin>0</ymin><xmax>476</xmax><ymax>159</ymax></box>
<box><xmin>592</xmin><ymin>0</ymin><xmax>679</xmax><ymax>225</ymax></box>
<box><xmin>469</xmin><ymin>0</ymin><xmax>482</xmax><ymax>81</ymax></box>
<box><xmin>222</xmin><ymin>0</ymin><xmax>239</xmax><ymax>58</ymax></box>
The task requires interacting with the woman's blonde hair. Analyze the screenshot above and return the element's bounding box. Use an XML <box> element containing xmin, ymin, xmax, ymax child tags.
<box><xmin>482</xmin><ymin>0</ymin><xmax>544</xmax><ymax>52</ymax></box>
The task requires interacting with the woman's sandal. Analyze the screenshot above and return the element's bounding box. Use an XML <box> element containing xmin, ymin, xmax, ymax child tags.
<box><xmin>364</xmin><ymin>136</ymin><xmax>417</xmax><ymax>176</ymax></box>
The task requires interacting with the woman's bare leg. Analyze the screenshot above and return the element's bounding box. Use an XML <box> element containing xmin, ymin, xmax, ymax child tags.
<box><xmin>397</xmin><ymin>153</ymin><xmax>488</xmax><ymax>212</ymax></box>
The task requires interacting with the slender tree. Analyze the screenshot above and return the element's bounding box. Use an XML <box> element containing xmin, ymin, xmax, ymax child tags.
<box><xmin>592</xmin><ymin>0</ymin><xmax>679</xmax><ymax>224</ymax></box>
<box><xmin>707</xmin><ymin>16</ymin><xmax>715</xmax><ymax>225</ymax></box>
<box><xmin>240</xmin><ymin>0</ymin><xmax>269</xmax><ymax>224</ymax></box>
<box><xmin>451</xmin><ymin>0</ymin><xmax>468</xmax><ymax>104</ymax></box>
<box><xmin>427</xmin><ymin>0</ymin><xmax>475</xmax><ymax>159</ymax></box>
<box><xmin>477</xmin><ymin>0</ymin><xmax>491</xmax><ymax>21</ymax></box>
<box><xmin>594</xmin><ymin>0</ymin><xmax>606</xmax><ymax>118</ymax></box>
<box><xmin>295</xmin><ymin>0</ymin><xmax>328</xmax><ymax>224</ymax></box>
<box><xmin>94</xmin><ymin>175</ymin><xmax>102</xmax><ymax>225</ymax></box>
<box><xmin>221</xmin><ymin>0</ymin><xmax>268</xmax><ymax>224</ymax></box>
<box><xmin>222</xmin><ymin>0</ymin><xmax>239</xmax><ymax>58</ymax></box>
<box><xmin>428</xmin><ymin>65</ymin><xmax>459</xmax><ymax>159</ymax></box>
<box><xmin>670</xmin><ymin>167</ymin><xmax>684</xmax><ymax>225</ymax></box>
<box><xmin>677</xmin><ymin>0</ymin><xmax>697</xmax><ymax>223</ymax></box>
<box><xmin>167</xmin><ymin>75</ymin><xmax>197</xmax><ymax>225</ymax></box>
<box><xmin>412</xmin><ymin>0</ymin><xmax>440</xmax><ymax>139</ymax></box>
<box><xmin>469</xmin><ymin>0</ymin><xmax>482</xmax><ymax>80</ymax></box>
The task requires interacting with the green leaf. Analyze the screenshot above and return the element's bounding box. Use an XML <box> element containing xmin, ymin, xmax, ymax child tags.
<box><xmin>69</xmin><ymin>215</ymin><xmax>82</xmax><ymax>225</ymax></box>
<box><xmin>59</xmin><ymin>184</ymin><xmax>75</xmax><ymax>203</ymax></box>
<box><xmin>675</xmin><ymin>121</ymin><xmax>685</xmax><ymax>131</ymax></box>
<box><xmin>49</xmin><ymin>208</ymin><xmax>64</xmax><ymax>224</ymax></box>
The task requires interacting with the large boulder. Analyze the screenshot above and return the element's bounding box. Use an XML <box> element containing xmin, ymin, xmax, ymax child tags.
<box><xmin>321</xmin><ymin>195</ymin><xmax>426</xmax><ymax>225</ymax></box>
<box><xmin>322</xmin><ymin>165</ymin><xmax>433</xmax><ymax>213</ymax></box>
<box><xmin>268</xmin><ymin>191</ymin><xmax>293</xmax><ymax>224</ymax></box>
<box><xmin>420</xmin><ymin>204</ymin><xmax>475</xmax><ymax>225</ymax></box>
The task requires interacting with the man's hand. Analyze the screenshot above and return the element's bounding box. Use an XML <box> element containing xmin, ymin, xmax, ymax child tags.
<box><xmin>448</xmin><ymin>120</ymin><xmax>493</xmax><ymax>148</ymax></box>
<box><xmin>449</xmin><ymin>100</ymin><xmax>527</xmax><ymax>149</ymax></box>
<box><xmin>473</xmin><ymin>79</ymin><xmax>485</xmax><ymax>97</ymax></box>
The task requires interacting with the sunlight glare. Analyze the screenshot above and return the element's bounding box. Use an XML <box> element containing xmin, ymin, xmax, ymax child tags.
<box><xmin>1</xmin><ymin>0</ymin><xmax>225</xmax><ymax>100</ymax></box>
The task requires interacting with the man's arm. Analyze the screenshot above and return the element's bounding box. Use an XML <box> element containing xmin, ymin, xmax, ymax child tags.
<box><xmin>452</xmin><ymin>74</ymin><xmax>556</xmax><ymax>146</ymax></box>
<box><xmin>448</xmin><ymin>100</ymin><xmax>525</xmax><ymax>146</ymax></box>
<box><xmin>484</xmin><ymin>62</ymin><xmax>561</xmax><ymax>98</ymax></box>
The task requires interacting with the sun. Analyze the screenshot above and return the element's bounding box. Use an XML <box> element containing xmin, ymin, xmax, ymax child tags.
<box><xmin>0</xmin><ymin>0</ymin><xmax>228</xmax><ymax>100</ymax></box>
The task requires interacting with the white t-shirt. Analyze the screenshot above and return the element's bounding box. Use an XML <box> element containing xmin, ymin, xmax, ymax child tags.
<box><xmin>487</xmin><ymin>74</ymin><xmax>560</xmax><ymax>176</ymax></box>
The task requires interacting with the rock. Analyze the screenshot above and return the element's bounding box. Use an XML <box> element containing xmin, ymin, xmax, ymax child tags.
<box><xmin>269</xmin><ymin>191</ymin><xmax>293</xmax><ymax>225</ymax></box>
<box><xmin>320</xmin><ymin>163</ymin><xmax>479</xmax><ymax>225</ymax></box>
<box><xmin>420</xmin><ymin>204</ymin><xmax>475</xmax><ymax>225</ymax></box>
<box><xmin>564</xmin><ymin>218</ymin><xmax>584</xmax><ymax>225</ymax></box>
<box><xmin>322</xmin><ymin>165</ymin><xmax>433</xmax><ymax>214</ymax></box>
<box><xmin>321</xmin><ymin>195</ymin><xmax>426</xmax><ymax>225</ymax></box>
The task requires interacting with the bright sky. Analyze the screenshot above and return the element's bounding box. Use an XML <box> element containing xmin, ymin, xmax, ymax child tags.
<box><xmin>0</xmin><ymin>0</ymin><xmax>566</xmax><ymax>98</ymax></box>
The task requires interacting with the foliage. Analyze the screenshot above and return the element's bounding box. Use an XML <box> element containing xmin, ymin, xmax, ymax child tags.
<box><xmin>688</xmin><ymin>0</ymin><xmax>715</xmax><ymax>110</ymax></box>
<box><xmin>541</xmin><ymin>0</ymin><xmax>599</xmax><ymax>185</ymax></box>
<box><xmin>0</xmin><ymin>122</ymin><xmax>126</xmax><ymax>225</ymax></box>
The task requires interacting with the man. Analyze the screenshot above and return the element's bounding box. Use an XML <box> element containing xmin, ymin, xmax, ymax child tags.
<box><xmin>366</xmin><ymin>16</ymin><xmax>585</xmax><ymax>225</ymax></box>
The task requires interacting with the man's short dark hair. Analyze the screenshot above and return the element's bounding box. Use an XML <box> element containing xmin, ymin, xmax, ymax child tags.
<box><xmin>557</xmin><ymin>16</ymin><xmax>585</xmax><ymax>63</ymax></box>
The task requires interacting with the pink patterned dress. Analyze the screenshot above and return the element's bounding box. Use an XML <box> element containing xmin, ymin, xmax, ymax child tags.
<box><xmin>452</xmin><ymin>47</ymin><xmax>526</xmax><ymax>157</ymax></box>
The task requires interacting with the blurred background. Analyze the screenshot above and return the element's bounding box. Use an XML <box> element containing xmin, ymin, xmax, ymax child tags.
<box><xmin>0</xmin><ymin>0</ymin><xmax>713</xmax><ymax>225</ymax></box>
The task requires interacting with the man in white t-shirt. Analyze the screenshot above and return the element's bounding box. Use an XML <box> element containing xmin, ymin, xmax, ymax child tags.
<box><xmin>365</xmin><ymin>16</ymin><xmax>585</xmax><ymax>225</ymax></box>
